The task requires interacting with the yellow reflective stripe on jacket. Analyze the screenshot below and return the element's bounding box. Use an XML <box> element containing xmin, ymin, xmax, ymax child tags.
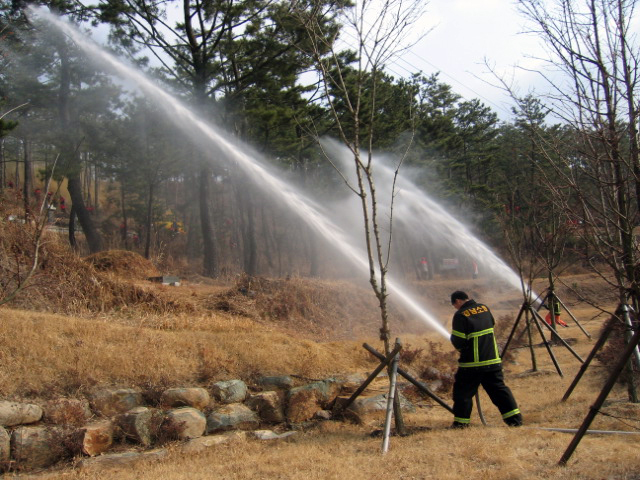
<box><xmin>453</xmin><ymin>328</ymin><xmax>494</xmax><ymax>340</ymax></box>
<box><xmin>451</xmin><ymin>330</ymin><xmax>466</xmax><ymax>339</ymax></box>
<box><xmin>468</xmin><ymin>328</ymin><xmax>494</xmax><ymax>338</ymax></box>
<box><xmin>455</xmin><ymin>327</ymin><xmax>501</xmax><ymax>367</ymax></box>
<box><xmin>458</xmin><ymin>358</ymin><xmax>502</xmax><ymax>368</ymax></box>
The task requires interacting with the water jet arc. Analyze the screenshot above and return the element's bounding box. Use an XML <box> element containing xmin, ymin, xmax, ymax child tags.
<box><xmin>33</xmin><ymin>8</ymin><xmax>451</xmax><ymax>338</ymax></box>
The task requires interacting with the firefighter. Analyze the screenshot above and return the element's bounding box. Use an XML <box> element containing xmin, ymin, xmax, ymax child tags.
<box><xmin>449</xmin><ymin>290</ymin><xmax>522</xmax><ymax>428</ymax></box>
<box><xmin>545</xmin><ymin>298</ymin><xmax>568</xmax><ymax>327</ymax></box>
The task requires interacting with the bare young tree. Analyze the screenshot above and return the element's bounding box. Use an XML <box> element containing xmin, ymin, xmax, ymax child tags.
<box><xmin>0</xmin><ymin>153</ymin><xmax>59</xmax><ymax>306</ymax></box>
<box><xmin>293</xmin><ymin>0</ymin><xmax>429</xmax><ymax>438</ymax></box>
<box><xmin>295</xmin><ymin>0</ymin><xmax>428</xmax><ymax>354</ymax></box>
<box><xmin>509</xmin><ymin>0</ymin><xmax>640</xmax><ymax>309</ymax></box>
<box><xmin>506</xmin><ymin>0</ymin><xmax>640</xmax><ymax>400</ymax></box>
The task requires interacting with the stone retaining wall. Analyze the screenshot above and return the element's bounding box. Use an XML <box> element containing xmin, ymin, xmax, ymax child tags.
<box><xmin>0</xmin><ymin>374</ymin><xmax>415</xmax><ymax>472</ymax></box>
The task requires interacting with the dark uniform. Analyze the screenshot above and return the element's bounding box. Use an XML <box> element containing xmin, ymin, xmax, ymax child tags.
<box><xmin>451</xmin><ymin>298</ymin><xmax>522</xmax><ymax>427</ymax></box>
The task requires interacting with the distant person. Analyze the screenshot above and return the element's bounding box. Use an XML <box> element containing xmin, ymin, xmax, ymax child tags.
<box><xmin>472</xmin><ymin>260</ymin><xmax>479</xmax><ymax>279</ymax></box>
<box><xmin>545</xmin><ymin>298</ymin><xmax>568</xmax><ymax>328</ymax></box>
<box><xmin>419</xmin><ymin>256</ymin><xmax>429</xmax><ymax>280</ymax></box>
<box><xmin>449</xmin><ymin>290</ymin><xmax>522</xmax><ymax>428</ymax></box>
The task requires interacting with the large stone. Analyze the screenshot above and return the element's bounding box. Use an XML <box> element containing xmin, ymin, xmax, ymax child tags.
<box><xmin>251</xmin><ymin>430</ymin><xmax>296</xmax><ymax>441</ymax></box>
<box><xmin>164</xmin><ymin>407</ymin><xmax>206</xmax><ymax>440</ymax></box>
<box><xmin>160</xmin><ymin>388</ymin><xmax>210</xmax><ymax>410</ymax></box>
<box><xmin>0</xmin><ymin>401</ymin><xmax>43</xmax><ymax>427</ymax></box>
<box><xmin>335</xmin><ymin>393</ymin><xmax>415</xmax><ymax>416</ymax></box>
<box><xmin>74</xmin><ymin>421</ymin><xmax>114</xmax><ymax>457</ymax></box>
<box><xmin>246</xmin><ymin>391</ymin><xmax>285</xmax><ymax>423</ymax></box>
<box><xmin>117</xmin><ymin>407</ymin><xmax>162</xmax><ymax>446</ymax></box>
<box><xmin>10</xmin><ymin>426</ymin><xmax>67</xmax><ymax>470</ymax></box>
<box><xmin>291</xmin><ymin>380</ymin><xmax>342</xmax><ymax>405</ymax></box>
<box><xmin>210</xmin><ymin>380</ymin><xmax>247</xmax><ymax>404</ymax></box>
<box><xmin>206</xmin><ymin>404</ymin><xmax>259</xmax><ymax>433</ymax></box>
<box><xmin>180</xmin><ymin>431</ymin><xmax>247</xmax><ymax>454</ymax></box>
<box><xmin>90</xmin><ymin>388</ymin><xmax>143</xmax><ymax>417</ymax></box>
<box><xmin>43</xmin><ymin>398</ymin><xmax>92</xmax><ymax>426</ymax></box>
<box><xmin>286</xmin><ymin>388</ymin><xmax>322</xmax><ymax>423</ymax></box>
<box><xmin>257</xmin><ymin>375</ymin><xmax>294</xmax><ymax>390</ymax></box>
<box><xmin>78</xmin><ymin>448</ymin><xmax>167</xmax><ymax>470</ymax></box>
<box><xmin>287</xmin><ymin>380</ymin><xmax>342</xmax><ymax>423</ymax></box>
<box><xmin>0</xmin><ymin>427</ymin><xmax>9</xmax><ymax>466</ymax></box>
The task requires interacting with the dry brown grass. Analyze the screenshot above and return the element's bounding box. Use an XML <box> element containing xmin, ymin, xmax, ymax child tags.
<box><xmin>1</xmin><ymin>204</ymin><xmax>639</xmax><ymax>479</ymax></box>
<box><xmin>84</xmin><ymin>250</ymin><xmax>161</xmax><ymax>279</ymax></box>
<box><xmin>0</xmin><ymin>307</ymin><xmax>378</xmax><ymax>399</ymax></box>
<box><xmin>3</xmin><ymin>310</ymin><xmax>640</xmax><ymax>480</ymax></box>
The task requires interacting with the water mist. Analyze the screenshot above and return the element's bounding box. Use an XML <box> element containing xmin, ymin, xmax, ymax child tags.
<box><xmin>31</xmin><ymin>8</ymin><xmax>454</xmax><ymax>338</ymax></box>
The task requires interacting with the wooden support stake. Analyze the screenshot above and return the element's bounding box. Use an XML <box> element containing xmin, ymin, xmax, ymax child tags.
<box><xmin>531</xmin><ymin>307</ymin><xmax>584</xmax><ymax>363</ymax></box>
<box><xmin>500</xmin><ymin>302</ymin><xmax>527</xmax><ymax>358</ymax></box>
<box><xmin>336</xmin><ymin>342</ymin><xmax>403</xmax><ymax>415</ymax></box>
<box><xmin>562</xmin><ymin>320</ymin><xmax>614</xmax><ymax>402</ymax></box>
<box><xmin>555</xmin><ymin>295</ymin><xmax>591</xmax><ymax>339</ymax></box>
<box><xmin>530</xmin><ymin>307</ymin><xmax>564</xmax><ymax>377</ymax></box>
<box><xmin>363</xmin><ymin>343</ymin><xmax>454</xmax><ymax>414</ymax></box>
<box><xmin>559</xmin><ymin>321</ymin><xmax>640</xmax><ymax>465</ymax></box>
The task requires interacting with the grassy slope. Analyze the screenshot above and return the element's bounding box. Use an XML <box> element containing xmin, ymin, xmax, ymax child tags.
<box><xmin>9</xmin><ymin>329</ymin><xmax>640</xmax><ymax>480</ymax></box>
<box><xmin>1</xmin><ymin>249</ymin><xmax>639</xmax><ymax>479</ymax></box>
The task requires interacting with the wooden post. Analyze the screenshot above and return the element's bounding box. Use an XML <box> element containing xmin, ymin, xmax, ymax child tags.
<box><xmin>529</xmin><ymin>307</ymin><xmax>564</xmax><ymax>377</ymax></box>
<box><xmin>531</xmin><ymin>307</ymin><xmax>584</xmax><ymax>364</ymax></box>
<box><xmin>555</xmin><ymin>295</ymin><xmax>591</xmax><ymax>339</ymax></box>
<box><xmin>621</xmin><ymin>305</ymin><xmax>639</xmax><ymax>403</ymax></box>
<box><xmin>363</xmin><ymin>343</ymin><xmax>453</xmax><ymax>413</ymax></box>
<box><xmin>562</xmin><ymin>320</ymin><xmax>614</xmax><ymax>402</ymax></box>
<box><xmin>336</xmin><ymin>342</ymin><xmax>403</xmax><ymax>415</ymax></box>
<box><xmin>559</xmin><ymin>320</ymin><xmax>640</xmax><ymax>465</ymax></box>
<box><xmin>382</xmin><ymin>338</ymin><xmax>401</xmax><ymax>453</ymax></box>
<box><xmin>527</xmin><ymin>308</ymin><xmax>537</xmax><ymax>372</ymax></box>
<box><xmin>500</xmin><ymin>302</ymin><xmax>527</xmax><ymax>358</ymax></box>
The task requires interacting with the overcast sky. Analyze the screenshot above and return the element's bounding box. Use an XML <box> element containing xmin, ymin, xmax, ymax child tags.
<box><xmin>392</xmin><ymin>0</ymin><xmax>548</xmax><ymax>121</ymax></box>
<box><xmin>82</xmin><ymin>0</ymin><xmax>547</xmax><ymax>121</ymax></box>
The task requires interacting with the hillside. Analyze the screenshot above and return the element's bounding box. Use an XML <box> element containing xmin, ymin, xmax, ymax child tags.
<box><xmin>0</xmin><ymin>239</ymin><xmax>639</xmax><ymax>479</ymax></box>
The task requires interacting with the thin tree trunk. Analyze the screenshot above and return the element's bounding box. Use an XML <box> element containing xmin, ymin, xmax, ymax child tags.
<box><xmin>22</xmin><ymin>139</ymin><xmax>32</xmax><ymax>218</ymax></box>
<box><xmin>58</xmin><ymin>43</ymin><xmax>102</xmax><ymax>253</ymax></box>
<box><xmin>67</xmin><ymin>175</ymin><xmax>101</xmax><ymax>252</ymax></box>
<box><xmin>120</xmin><ymin>186</ymin><xmax>129</xmax><ymax>248</ymax></box>
<box><xmin>94</xmin><ymin>162</ymin><xmax>99</xmax><ymax>215</ymax></box>
<box><xmin>260</xmin><ymin>205</ymin><xmax>275</xmax><ymax>271</ymax></box>
<box><xmin>236</xmin><ymin>181</ymin><xmax>257</xmax><ymax>276</ymax></box>
<box><xmin>199</xmin><ymin>162</ymin><xmax>218</xmax><ymax>277</ymax></box>
<box><xmin>144</xmin><ymin>182</ymin><xmax>154</xmax><ymax>259</ymax></box>
<box><xmin>0</xmin><ymin>139</ymin><xmax>5</xmax><ymax>189</ymax></box>
<box><xmin>308</xmin><ymin>232</ymin><xmax>319</xmax><ymax>277</ymax></box>
<box><xmin>68</xmin><ymin>205</ymin><xmax>77</xmax><ymax>250</ymax></box>
<box><xmin>13</xmin><ymin>155</ymin><xmax>19</xmax><ymax>191</ymax></box>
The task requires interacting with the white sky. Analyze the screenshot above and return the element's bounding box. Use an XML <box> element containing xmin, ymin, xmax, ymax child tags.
<box><xmin>388</xmin><ymin>0</ymin><xmax>548</xmax><ymax>120</ymax></box>
<box><xmin>84</xmin><ymin>0</ymin><xmax>548</xmax><ymax>121</ymax></box>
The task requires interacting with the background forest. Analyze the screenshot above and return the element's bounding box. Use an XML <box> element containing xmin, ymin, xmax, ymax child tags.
<box><xmin>1</xmin><ymin>3</ymin><xmax>640</xmax><ymax>476</ymax></box>
<box><xmin>0</xmin><ymin>0</ymin><xmax>639</xmax><ymax>315</ymax></box>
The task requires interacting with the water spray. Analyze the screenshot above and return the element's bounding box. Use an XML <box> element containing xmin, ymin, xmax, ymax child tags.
<box><xmin>320</xmin><ymin>138</ymin><xmax>525</xmax><ymax>293</ymax></box>
<box><xmin>31</xmin><ymin>8</ymin><xmax>452</xmax><ymax>338</ymax></box>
